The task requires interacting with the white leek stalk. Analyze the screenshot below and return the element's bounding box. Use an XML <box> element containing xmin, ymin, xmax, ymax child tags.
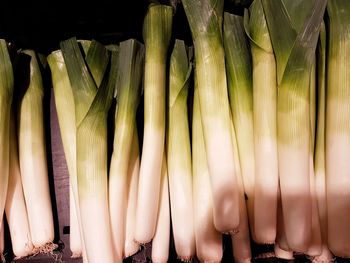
<box><xmin>314</xmin><ymin>22</ymin><xmax>333</xmax><ymax>263</ymax></box>
<box><xmin>326</xmin><ymin>0</ymin><xmax>350</xmax><ymax>258</ymax></box>
<box><xmin>18</xmin><ymin>50</ymin><xmax>54</xmax><ymax>249</ymax></box>
<box><xmin>47</xmin><ymin>50</ymin><xmax>84</xmax><ymax>259</ymax></box>
<box><xmin>0</xmin><ymin>40</ymin><xmax>14</xmax><ymax>237</ymax></box>
<box><xmin>151</xmin><ymin>156</ymin><xmax>170</xmax><ymax>263</ymax></box>
<box><xmin>167</xmin><ymin>39</ymin><xmax>195</xmax><ymax>260</ymax></box>
<box><xmin>182</xmin><ymin>0</ymin><xmax>240</xmax><ymax>233</ymax></box>
<box><xmin>135</xmin><ymin>4</ymin><xmax>173</xmax><ymax>243</ymax></box>
<box><xmin>307</xmin><ymin>61</ymin><xmax>322</xmax><ymax>257</ymax></box>
<box><xmin>60</xmin><ymin>38</ymin><xmax>117</xmax><ymax>263</ymax></box>
<box><xmin>231</xmin><ymin>119</ymin><xmax>252</xmax><ymax>263</ymax></box>
<box><xmin>223</xmin><ymin>9</ymin><xmax>255</xmax><ymax>238</ymax></box>
<box><xmin>193</xmin><ymin>75</ymin><xmax>222</xmax><ymax>263</ymax></box>
<box><xmin>262</xmin><ymin>0</ymin><xmax>327</xmax><ymax>252</ymax></box>
<box><xmin>5</xmin><ymin>113</ymin><xmax>33</xmax><ymax>258</ymax></box>
<box><xmin>124</xmin><ymin>129</ymin><xmax>141</xmax><ymax>257</ymax></box>
<box><xmin>109</xmin><ymin>39</ymin><xmax>144</xmax><ymax>261</ymax></box>
<box><xmin>243</xmin><ymin>0</ymin><xmax>277</xmax><ymax>244</ymax></box>
<box><xmin>275</xmin><ymin>188</ymin><xmax>294</xmax><ymax>260</ymax></box>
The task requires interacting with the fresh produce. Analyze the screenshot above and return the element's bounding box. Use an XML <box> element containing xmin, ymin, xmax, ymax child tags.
<box><xmin>0</xmin><ymin>40</ymin><xmax>14</xmax><ymax>242</ymax></box>
<box><xmin>135</xmin><ymin>4</ymin><xmax>173</xmax><ymax>244</ymax></box>
<box><xmin>108</xmin><ymin>38</ymin><xmax>144</xmax><ymax>261</ymax></box>
<box><xmin>47</xmin><ymin>48</ymin><xmax>84</xmax><ymax>259</ymax></box>
<box><xmin>243</xmin><ymin>0</ymin><xmax>277</xmax><ymax>244</ymax></box>
<box><xmin>166</xmin><ymin>39</ymin><xmax>195</xmax><ymax>260</ymax></box>
<box><xmin>182</xmin><ymin>0</ymin><xmax>240</xmax><ymax>234</ymax></box>
<box><xmin>5</xmin><ymin>111</ymin><xmax>33</xmax><ymax>258</ymax></box>
<box><xmin>5</xmin><ymin>0</ymin><xmax>350</xmax><ymax>262</ymax></box>
<box><xmin>60</xmin><ymin>38</ymin><xmax>117</xmax><ymax>263</ymax></box>
<box><xmin>192</xmin><ymin>75</ymin><xmax>223</xmax><ymax>263</ymax></box>
<box><xmin>326</xmin><ymin>0</ymin><xmax>350</xmax><ymax>258</ymax></box>
<box><xmin>151</xmin><ymin>155</ymin><xmax>170</xmax><ymax>263</ymax></box>
<box><xmin>262</xmin><ymin>0</ymin><xmax>327</xmax><ymax>252</ymax></box>
<box><xmin>17</xmin><ymin>50</ymin><xmax>55</xmax><ymax>250</ymax></box>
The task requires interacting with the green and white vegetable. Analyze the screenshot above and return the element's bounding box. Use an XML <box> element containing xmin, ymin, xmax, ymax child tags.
<box><xmin>192</xmin><ymin>76</ymin><xmax>223</xmax><ymax>263</ymax></box>
<box><xmin>124</xmin><ymin>129</ymin><xmax>141</xmax><ymax>257</ymax></box>
<box><xmin>135</xmin><ymin>4</ymin><xmax>173</xmax><ymax>243</ymax></box>
<box><xmin>326</xmin><ymin>0</ymin><xmax>350</xmax><ymax>257</ymax></box>
<box><xmin>182</xmin><ymin>0</ymin><xmax>240</xmax><ymax>233</ymax></box>
<box><xmin>108</xmin><ymin>38</ymin><xmax>144</xmax><ymax>261</ymax></box>
<box><xmin>151</xmin><ymin>155</ymin><xmax>170</xmax><ymax>263</ymax></box>
<box><xmin>224</xmin><ymin>9</ymin><xmax>255</xmax><ymax>239</ymax></box>
<box><xmin>0</xmin><ymin>40</ymin><xmax>14</xmax><ymax>238</ymax></box>
<box><xmin>314</xmin><ymin>21</ymin><xmax>333</xmax><ymax>262</ymax></box>
<box><xmin>18</xmin><ymin>50</ymin><xmax>54</xmax><ymax>249</ymax></box>
<box><xmin>60</xmin><ymin>38</ymin><xmax>117</xmax><ymax>263</ymax></box>
<box><xmin>5</xmin><ymin>112</ymin><xmax>33</xmax><ymax>258</ymax></box>
<box><xmin>262</xmin><ymin>0</ymin><xmax>327</xmax><ymax>252</ymax></box>
<box><xmin>243</xmin><ymin>0</ymin><xmax>277</xmax><ymax>244</ymax></box>
<box><xmin>167</xmin><ymin>39</ymin><xmax>195</xmax><ymax>260</ymax></box>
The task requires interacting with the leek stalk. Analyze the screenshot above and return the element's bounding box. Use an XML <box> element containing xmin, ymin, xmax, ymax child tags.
<box><xmin>314</xmin><ymin>22</ymin><xmax>333</xmax><ymax>262</ymax></box>
<box><xmin>230</xmin><ymin>119</ymin><xmax>252</xmax><ymax>263</ymax></box>
<box><xmin>135</xmin><ymin>4</ymin><xmax>173</xmax><ymax>243</ymax></box>
<box><xmin>18</xmin><ymin>50</ymin><xmax>54</xmax><ymax>249</ymax></box>
<box><xmin>5</xmin><ymin>112</ymin><xmax>33</xmax><ymax>258</ymax></box>
<box><xmin>192</xmin><ymin>75</ymin><xmax>223</xmax><ymax>263</ymax></box>
<box><xmin>167</xmin><ymin>39</ymin><xmax>195</xmax><ymax>260</ymax></box>
<box><xmin>108</xmin><ymin>38</ymin><xmax>144</xmax><ymax>260</ymax></box>
<box><xmin>124</xmin><ymin>128</ymin><xmax>141</xmax><ymax>257</ymax></box>
<box><xmin>243</xmin><ymin>1</ymin><xmax>278</xmax><ymax>244</ymax></box>
<box><xmin>151</xmin><ymin>155</ymin><xmax>170</xmax><ymax>263</ymax></box>
<box><xmin>60</xmin><ymin>38</ymin><xmax>117</xmax><ymax>263</ymax></box>
<box><xmin>182</xmin><ymin>0</ymin><xmax>240</xmax><ymax>233</ymax></box>
<box><xmin>47</xmin><ymin>50</ymin><xmax>84</xmax><ymax>259</ymax></box>
<box><xmin>262</xmin><ymin>0</ymin><xmax>327</xmax><ymax>252</ymax></box>
<box><xmin>224</xmin><ymin>10</ymin><xmax>255</xmax><ymax>239</ymax></box>
<box><xmin>275</xmin><ymin>188</ymin><xmax>294</xmax><ymax>260</ymax></box>
<box><xmin>307</xmin><ymin>60</ymin><xmax>322</xmax><ymax>257</ymax></box>
<box><xmin>326</xmin><ymin>0</ymin><xmax>350</xmax><ymax>257</ymax></box>
<box><xmin>0</xmin><ymin>40</ymin><xmax>14</xmax><ymax>237</ymax></box>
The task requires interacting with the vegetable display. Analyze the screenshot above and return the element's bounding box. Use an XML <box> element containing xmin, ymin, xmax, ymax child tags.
<box><xmin>3</xmin><ymin>1</ymin><xmax>350</xmax><ymax>262</ymax></box>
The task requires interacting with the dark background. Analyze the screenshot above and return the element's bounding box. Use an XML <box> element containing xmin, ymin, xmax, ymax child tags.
<box><xmin>0</xmin><ymin>0</ymin><xmax>249</xmax><ymax>55</ymax></box>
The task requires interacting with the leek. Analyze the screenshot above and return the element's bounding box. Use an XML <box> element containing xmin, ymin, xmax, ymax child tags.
<box><xmin>0</xmin><ymin>40</ymin><xmax>14</xmax><ymax>236</ymax></box>
<box><xmin>182</xmin><ymin>0</ymin><xmax>240</xmax><ymax>233</ymax></box>
<box><xmin>108</xmin><ymin>38</ymin><xmax>144</xmax><ymax>261</ymax></box>
<box><xmin>307</xmin><ymin>60</ymin><xmax>322</xmax><ymax>257</ymax></box>
<box><xmin>5</xmin><ymin>111</ymin><xmax>34</xmax><ymax>258</ymax></box>
<box><xmin>192</xmin><ymin>74</ymin><xmax>222</xmax><ymax>263</ymax></box>
<box><xmin>230</xmin><ymin>119</ymin><xmax>252</xmax><ymax>263</ymax></box>
<box><xmin>223</xmin><ymin>9</ymin><xmax>255</xmax><ymax>239</ymax></box>
<box><xmin>314</xmin><ymin>22</ymin><xmax>333</xmax><ymax>263</ymax></box>
<box><xmin>262</xmin><ymin>0</ymin><xmax>327</xmax><ymax>252</ymax></box>
<box><xmin>166</xmin><ymin>39</ymin><xmax>195</xmax><ymax>260</ymax></box>
<box><xmin>326</xmin><ymin>0</ymin><xmax>350</xmax><ymax>257</ymax></box>
<box><xmin>135</xmin><ymin>4</ymin><xmax>173</xmax><ymax>243</ymax></box>
<box><xmin>17</xmin><ymin>50</ymin><xmax>54</xmax><ymax>249</ymax></box>
<box><xmin>124</xmin><ymin>128</ymin><xmax>141</xmax><ymax>257</ymax></box>
<box><xmin>243</xmin><ymin>0</ymin><xmax>277</xmax><ymax>244</ymax></box>
<box><xmin>47</xmin><ymin>50</ymin><xmax>84</xmax><ymax>259</ymax></box>
<box><xmin>60</xmin><ymin>37</ymin><xmax>117</xmax><ymax>263</ymax></box>
<box><xmin>151</xmin><ymin>155</ymin><xmax>170</xmax><ymax>263</ymax></box>
<box><xmin>275</xmin><ymin>187</ymin><xmax>294</xmax><ymax>260</ymax></box>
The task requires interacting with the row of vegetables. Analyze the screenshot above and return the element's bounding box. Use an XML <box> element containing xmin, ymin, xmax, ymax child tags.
<box><xmin>0</xmin><ymin>0</ymin><xmax>350</xmax><ymax>262</ymax></box>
